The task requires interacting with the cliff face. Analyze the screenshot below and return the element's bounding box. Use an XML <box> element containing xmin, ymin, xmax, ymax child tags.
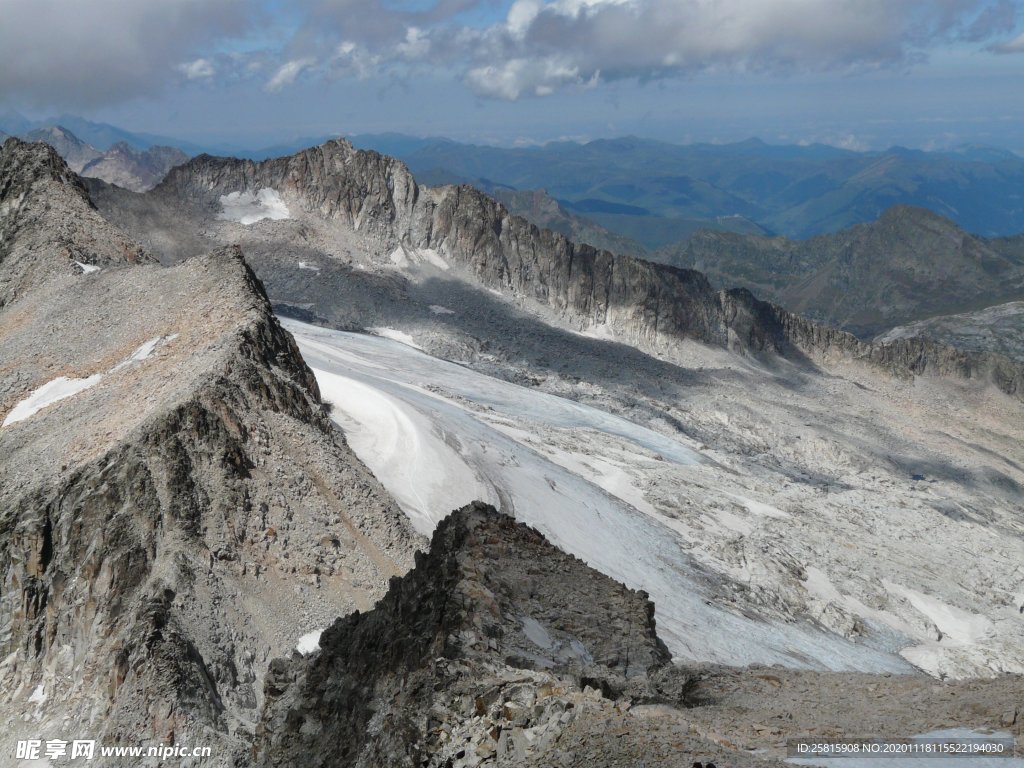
<box><xmin>155</xmin><ymin>140</ymin><xmax>1024</xmax><ymax>401</ymax></box>
<box><xmin>0</xmin><ymin>139</ymin><xmax>420</xmax><ymax>764</ymax></box>
<box><xmin>257</xmin><ymin>503</ymin><xmax>687</xmax><ymax>768</ymax></box>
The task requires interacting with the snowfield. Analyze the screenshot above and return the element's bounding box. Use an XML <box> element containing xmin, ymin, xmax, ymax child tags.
<box><xmin>3</xmin><ymin>335</ymin><xmax>178</xmax><ymax>427</ymax></box>
<box><xmin>217</xmin><ymin>189</ymin><xmax>290</xmax><ymax>225</ymax></box>
<box><xmin>2</xmin><ymin>374</ymin><xmax>103</xmax><ymax>426</ymax></box>
<box><xmin>288</xmin><ymin>319</ymin><xmax>931</xmax><ymax>674</ymax></box>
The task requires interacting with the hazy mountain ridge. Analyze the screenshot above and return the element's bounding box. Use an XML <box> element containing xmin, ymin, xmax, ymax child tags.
<box><xmin>351</xmin><ymin>133</ymin><xmax>1024</xmax><ymax>245</ymax></box>
<box><xmin>656</xmin><ymin>205</ymin><xmax>1024</xmax><ymax>338</ymax></box>
<box><xmin>7</xmin><ymin>125</ymin><xmax>189</xmax><ymax>192</ymax></box>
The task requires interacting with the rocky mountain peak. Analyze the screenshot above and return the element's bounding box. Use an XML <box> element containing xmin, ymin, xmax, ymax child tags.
<box><xmin>0</xmin><ymin>137</ymin><xmax>151</xmax><ymax>307</ymax></box>
<box><xmin>1</xmin><ymin>136</ymin><xmax>87</xmax><ymax>194</ymax></box>
<box><xmin>257</xmin><ymin>502</ymin><xmax>678</xmax><ymax>767</ymax></box>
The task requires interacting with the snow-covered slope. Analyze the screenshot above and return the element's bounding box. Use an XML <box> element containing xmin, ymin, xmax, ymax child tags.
<box><xmin>288</xmin><ymin>319</ymin><xmax>924</xmax><ymax>673</ymax></box>
<box><xmin>287</xmin><ymin>319</ymin><xmax>1024</xmax><ymax>680</ymax></box>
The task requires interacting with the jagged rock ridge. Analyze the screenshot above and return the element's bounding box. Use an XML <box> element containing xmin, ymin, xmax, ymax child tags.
<box><xmin>153</xmin><ymin>139</ymin><xmax>1024</xmax><ymax>400</ymax></box>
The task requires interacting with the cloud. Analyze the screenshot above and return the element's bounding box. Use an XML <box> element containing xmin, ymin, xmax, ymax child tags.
<box><xmin>453</xmin><ymin>0</ymin><xmax>1015</xmax><ymax>100</ymax></box>
<box><xmin>273</xmin><ymin>0</ymin><xmax>1020</xmax><ymax>101</ymax></box>
<box><xmin>990</xmin><ymin>31</ymin><xmax>1024</xmax><ymax>52</ymax></box>
<box><xmin>466</xmin><ymin>57</ymin><xmax>598</xmax><ymax>100</ymax></box>
<box><xmin>265</xmin><ymin>58</ymin><xmax>317</xmax><ymax>92</ymax></box>
<box><xmin>1</xmin><ymin>0</ymin><xmax>1017</xmax><ymax>109</ymax></box>
<box><xmin>178</xmin><ymin>58</ymin><xmax>216</xmax><ymax>80</ymax></box>
<box><xmin>0</xmin><ymin>0</ymin><xmax>256</xmax><ymax>108</ymax></box>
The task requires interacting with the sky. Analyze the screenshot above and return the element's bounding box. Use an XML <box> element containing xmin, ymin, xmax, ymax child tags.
<box><xmin>1</xmin><ymin>0</ymin><xmax>1023</xmax><ymax>152</ymax></box>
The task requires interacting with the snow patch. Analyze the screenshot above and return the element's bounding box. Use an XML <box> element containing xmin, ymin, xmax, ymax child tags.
<box><xmin>888</xmin><ymin>583</ymin><xmax>993</xmax><ymax>645</ymax></box>
<box><xmin>112</xmin><ymin>334</ymin><xmax>178</xmax><ymax>371</ymax></box>
<box><xmin>521</xmin><ymin>616</ymin><xmax>555</xmax><ymax>650</ymax></box>
<box><xmin>297</xmin><ymin>261</ymin><xmax>320</xmax><ymax>271</ymax></box>
<box><xmin>3</xmin><ymin>335</ymin><xmax>179</xmax><ymax>427</ymax></box>
<box><xmin>3</xmin><ymin>374</ymin><xmax>103</xmax><ymax>426</ymax></box>
<box><xmin>217</xmin><ymin>189</ymin><xmax>290</xmax><ymax>225</ymax></box>
<box><xmin>368</xmin><ymin>327</ymin><xmax>423</xmax><ymax>351</ymax></box>
<box><xmin>74</xmin><ymin>261</ymin><xmax>100</xmax><ymax>274</ymax></box>
<box><xmin>388</xmin><ymin>244</ymin><xmax>449</xmax><ymax>271</ymax></box>
<box><xmin>27</xmin><ymin>684</ymin><xmax>46</xmax><ymax>705</ymax></box>
<box><xmin>429</xmin><ymin>305</ymin><xmax>455</xmax><ymax>315</ymax></box>
<box><xmin>885</xmin><ymin>582</ymin><xmax>996</xmax><ymax>675</ymax></box>
<box><xmin>728</xmin><ymin>493</ymin><xmax>790</xmax><ymax>519</ymax></box>
<box><xmin>295</xmin><ymin>630</ymin><xmax>324</xmax><ymax>655</ymax></box>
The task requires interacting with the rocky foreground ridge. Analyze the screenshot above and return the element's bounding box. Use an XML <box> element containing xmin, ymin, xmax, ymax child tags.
<box><xmin>0</xmin><ymin>138</ymin><xmax>420</xmax><ymax>763</ymax></box>
<box><xmin>257</xmin><ymin>503</ymin><xmax>1024</xmax><ymax>768</ymax></box>
<box><xmin>153</xmin><ymin>140</ymin><xmax>1024</xmax><ymax>401</ymax></box>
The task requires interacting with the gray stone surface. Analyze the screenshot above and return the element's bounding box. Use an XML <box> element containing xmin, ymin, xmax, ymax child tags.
<box><xmin>0</xmin><ymin>139</ymin><xmax>421</xmax><ymax>766</ymax></box>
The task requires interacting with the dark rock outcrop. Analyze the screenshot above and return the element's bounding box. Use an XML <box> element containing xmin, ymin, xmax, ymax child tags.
<box><xmin>257</xmin><ymin>502</ymin><xmax>688</xmax><ymax>768</ymax></box>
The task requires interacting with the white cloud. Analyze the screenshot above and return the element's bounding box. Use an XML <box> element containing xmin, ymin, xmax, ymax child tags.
<box><xmin>330</xmin><ymin>41</ymin><xmax>381</xmax><ymax>78</ymax></box>
<box><xmin>265</xmin><ymin>57</ymin><xmax>316</xmax><ymax>92</ymax></box>
<box><xmin>178</xmin><ymin>58</ymin><xmax>215</xmax><ymax>80</ymax></box>
<box><xmin>396</xmin><ymin>27</ymin><xmax>431</xmax><ymax>59</ymax></box>
<box><xmin>0</xmin><ymin>0</ymin><xmax>253</xmax><ymax>107</ymax></box>
<box><xmin>457</xmin><ymin>0</ymin><xmax>1019</xmax><ymax>100</ymax></box>
<box><xmin>466</xmin><ymin>56</ymin><xmax>599</xmax><ymax>99</ymax></box>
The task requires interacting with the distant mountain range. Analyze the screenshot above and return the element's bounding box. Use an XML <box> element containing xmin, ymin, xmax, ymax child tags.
<box><xmin>7</xmin><ymin>124</ymin><xmax>189</xmax><ymax>192</ymax></box>
<box><xmin>656</xmin><ymin>205</ymin><xmax>1024</xmax><ymax>338</ymax></box>
<box><xmin>349</xmin><ymin>133</ymin><xmax>1024</xmax><ymax>246</ymax></box>
<box><xmin>5</xmin><ymin>112</ymin><xmax>1024</xmax><ymax>245</ymax></box>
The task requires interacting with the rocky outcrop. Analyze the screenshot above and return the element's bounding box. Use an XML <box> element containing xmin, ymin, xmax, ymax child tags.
<box><xmin>155</xmin><ymin>140</ymin><xmax>1024</xmax><ymax>401</ymax></box>
<box><xmin>0</xmin><ymin>139</ymin><xmax>420</xmax><ymax>764</ymax></box>
<box><xmin>257</xmin><ymin>502</ymin><xmax>693</xmax><ymax>768</ymax></box>
<box><xmin>767</xmin><ymin>302</ymin><xmax>1024</xmax><ymax>399</ymax></box>
<box><xmin>0</xmin><ymin>137</ymin><xmax>150</xmax><ymax>308</ymax></box>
